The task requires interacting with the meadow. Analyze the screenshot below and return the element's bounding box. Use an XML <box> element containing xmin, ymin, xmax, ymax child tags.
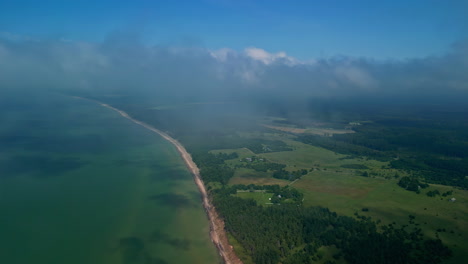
<box><xmin>213</xmin><ymin>132</ymin><xmax>467</xmax><ymax>264</ymax></box>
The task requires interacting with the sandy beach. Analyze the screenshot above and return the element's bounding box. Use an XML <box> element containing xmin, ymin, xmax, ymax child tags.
<box><xmin>73</xmin><ymin>96</ymin><xmax>242</xmax><ymax>264</ymax></box>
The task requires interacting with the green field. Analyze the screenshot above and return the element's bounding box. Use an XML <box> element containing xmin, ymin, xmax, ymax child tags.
<box><xmin>215</xmin><ymin>132</ymin><xmax>468</xmax><ymax>263</ymax></box>
<box><xmin>235</xmin><ymin>191</ymin><xmax>274</xmax><ymax>205</ymax></box>
<box><xmin>229</xmin><ymin>167</ymin><xmax>289</xmax><ymax>186</ymax></box>
<box><xmin>262</xmin><ymin>139</ymin><xmax>388</xmax><ymax>170</ymax></box>
<box><xmin>294</xmin><ymin>171</ymin><xmax>467</xmax><ymax>264</ymax></box>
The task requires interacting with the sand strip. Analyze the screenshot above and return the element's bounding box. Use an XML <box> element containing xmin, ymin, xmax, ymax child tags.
<box><xmin>72</xmin><ymin>96</ymin><xmax>242</xmax><ymax>264</ymax></box>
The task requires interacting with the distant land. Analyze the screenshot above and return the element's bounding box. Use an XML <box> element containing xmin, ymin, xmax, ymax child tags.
<box><xmin>86</xmin><ymin>93</ymin><xmax>467</xmax><ymax>264</ymax></box>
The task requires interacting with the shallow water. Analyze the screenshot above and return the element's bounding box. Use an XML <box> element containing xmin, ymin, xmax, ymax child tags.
<box><xmin>0</xmin><ymin>93</ymin><xmax>218</xmax><ymax>264</ymax></box>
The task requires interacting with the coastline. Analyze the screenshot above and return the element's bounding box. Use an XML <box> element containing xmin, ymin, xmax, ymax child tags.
<box><xmin>72</xmin><ymin>96</ymin><xmax>242</xmax><ymax>264</ymax></box>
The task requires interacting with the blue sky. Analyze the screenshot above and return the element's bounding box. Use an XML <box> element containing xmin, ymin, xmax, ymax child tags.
<box><xmin>0</xmin><ymin>0</ymin><xmax>467</xmax><ymax>59</ymax></box>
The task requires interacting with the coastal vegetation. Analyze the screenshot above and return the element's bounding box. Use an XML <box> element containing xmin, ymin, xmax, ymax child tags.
<box><xmin>92</xmin><ymin>96</ymin><xmax>467</xmax><ymax>263</ymax></box>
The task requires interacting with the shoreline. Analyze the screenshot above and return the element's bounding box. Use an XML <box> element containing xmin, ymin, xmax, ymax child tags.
<box><xmin>72</xmin><ymin>96</ymin><xmax>242</xmax><ymax>264</ymax></box>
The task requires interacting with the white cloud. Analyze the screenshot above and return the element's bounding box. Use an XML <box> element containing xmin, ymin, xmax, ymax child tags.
<box><xmin>244</xmin><ymin>47</ymin><xmax>299</xmax><ymax>65</ymax></box>
<box><xmin>0</xmin><ymin>34</ymin><xmax>466</xmax><ymax>99</ymax></box>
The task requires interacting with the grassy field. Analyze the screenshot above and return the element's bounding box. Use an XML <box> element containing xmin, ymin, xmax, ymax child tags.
<box><xmin>294</xmin><ymin>171</ymin><xmax>467</xmax><ymax>264</ymax></box>
<box><xmin>211</xmin><ymin>147</ymin><xmax>255</xmax><ymax>159</ymax></box>
<box><xmin>229</xmin><ymin>167</ymin><xmax>289</xmax><ymax>186</ymax></box>
<box><xmin>262</xmin><ymin>139</ymin><xmax>388</xmax><ymax>171</ymax></box>
<box><xmin>235</xmin><ymin>191</ymin><xmax>274</xmax><ymax>205</ymax></box>
<box><xmin>262</xmin><ymin>124</ymin><xmax>354</xmax><ymax>136</ymax></box>
<box><xmin>315</xmin><ymin>246</ymin><xmax>346</xmax><ymax>264</ymax></box>
<box><xmin>213</xmin><ymin>131</ymin><xmax>467</xmax><ymax>263</ymax></box>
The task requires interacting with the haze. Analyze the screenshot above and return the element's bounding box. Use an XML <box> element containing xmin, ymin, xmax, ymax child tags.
<box><xmin>0</xmin><ymin>0</ymin><xmax>467</xmax><ymax>108</ymax></box>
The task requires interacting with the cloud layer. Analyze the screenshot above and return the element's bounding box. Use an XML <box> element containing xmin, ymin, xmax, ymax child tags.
<box><xmin>0</xmin><ymin>33</ymin><xmax>467</xmax><ymax>104</ymax></box>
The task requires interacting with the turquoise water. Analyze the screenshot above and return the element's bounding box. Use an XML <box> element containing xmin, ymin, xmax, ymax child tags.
<box><xmin>0</xmin><ymin>93</ymin><xmax>218</xmax><ymax>264</ymax></box>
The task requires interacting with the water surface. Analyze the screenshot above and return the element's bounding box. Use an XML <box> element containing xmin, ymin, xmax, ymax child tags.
<box><xmin>0</xmin><ymin>93</ymin><xmax>218</xmax><ymax>264</ymax></box>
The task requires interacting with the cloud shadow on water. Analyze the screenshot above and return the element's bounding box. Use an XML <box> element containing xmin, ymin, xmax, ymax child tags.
<box><xmin>147</xmin><ymin>193</ymin><xmax>195</xmax><ymax>208</ymax></box>
<box><xmin>118</xmin><ymin>236</ymin><xmax>169</xmax><ymax>264</ymax></box>
<box><xmin>0</xmin><ymin>155</ymin><xmax>84</xmax><ymax>178</ymax></box>
<box><xmin>149</xmin><ymin>231</ymin><xmax>191</xmax><ymax>251</ymax></box>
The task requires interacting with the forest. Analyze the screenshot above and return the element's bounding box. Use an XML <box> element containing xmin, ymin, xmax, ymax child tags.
<box><xmin>213</xmin><ymin>187</ymin><xmax>451</xmax><ymax>264</ymax></box>
<box><xmin>191</xmin><ymin>150</ymin><xmax>452</xmax><ymax>264</ymax></box>
<box><xmin>93</xmin><ymin>96</ymin><xmax>464</xmax><ymax>263</ymax></box>
<box><xmin>297</xmin><ymin>116</ymin><xmax>468</xmax><ymax>189</ymax></box>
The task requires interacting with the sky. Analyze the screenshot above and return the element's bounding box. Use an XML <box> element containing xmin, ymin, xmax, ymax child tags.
<box><xmin>0</xmin><ymin>0</ymin><xmax>467</xmax><ymax>104</ymax></box>
<box><xmin>1</xmin><ymin>0</ymin><xmax>467</xmax><ymax>60</ymax></box>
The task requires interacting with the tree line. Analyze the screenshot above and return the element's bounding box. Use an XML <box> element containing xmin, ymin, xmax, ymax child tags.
<box><xmin>212</xmin><ymin>189</ymin><xmax>451</xmax><ymax>264</ymax></box>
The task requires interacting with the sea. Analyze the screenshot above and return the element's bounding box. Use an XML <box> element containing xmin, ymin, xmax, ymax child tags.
<box><xmin>0</xmin><ymin>91</ymin><xmax>218</xmax><ymax>264</ymax></box>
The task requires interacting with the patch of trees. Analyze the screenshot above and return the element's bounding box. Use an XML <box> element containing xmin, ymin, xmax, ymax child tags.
<box><xmin>242</xmin><ymin>161</ymin><xmax>286</xmax><ymax>172</ymax></box>
<box><xmin>212</xmin><ymin>191</ymin><xmax>452</xmax><ymax>264</ymax></box>
<box><xmin>270</xmin><ymin>186</ymin><xmax>303</xmax><ymax>204</ymax></box>
<box><xmin>425</xmin><ymin>189</ymin><xmax>454</xmax><ymax>198</ymax></box>
<box><xmin>193</xmin><ymin>152</ymin><xmax>238</xmax><ymax>167</ymax></box>
<box><xmin>272</xmin><ymin>168</ymin><xmax>307</xmax><ymax>181</ymax></box>
<box><xmin>390</xmin><ymin>158</ymin><xmax>468</xmax><ymax>188</ymax></box>
<box><xmin>192</xmin><ymin>152</ymin><xmax>236</xmax><ymax>184</ymax></box>
<box><xmin>397</xmin><ymin>176</ymin><xmax>429</xmax><ymax>193</ymax></box>
<box><xmin>343</xmin><ymin>120</ymin><xmax>468</xmax><ymax>158</ymax></box>
<box><xmin>245</xmin><ymin>139</ymin><xmax>293</xmax><ymax>154</ymax></box>
<box><xmin>442</xmin><ymin>190</ymin><xmax>453</xmax><ymax>197</ymax></box>
<box><xmin>231</xmin><ymin>184</ymin><xmax>282</xmax><ymax>193</ymax></box>
<box><xmin>426</xmin><ymin>190</ymin><xmax>440</xmax><ymax>197</ymax></box>
<box><xmin>199</xmin><ymin>165</ymin><xmax>234</xmax><ymax>185</ymax></box>
<box><xmin>297</xmin><ymin>135</ymin><xmax>390</xmax><ymax>161</ymax></box>
<box><xmin>426</xmin><ymin>189</ymin><xmax>453</xmax><ymax>198</ymax></box>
